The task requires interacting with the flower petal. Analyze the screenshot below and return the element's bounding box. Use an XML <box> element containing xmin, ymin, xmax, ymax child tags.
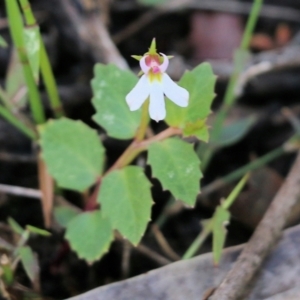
<box><xmin>140</xmin><ymin>56</ymin><xmax>151</xmax><ymax>74</ymax></box>
<box><xmin>159</xmin><ymin>53</ymin><xmax>169</xmax><ymax>73</ymax></box>
<box><xmin>149</xmin><ymin>82</ymin><xmax>166</xmax><ymax>122</ymax></box>
<box><xmin>162</xmin><ymin>73</ymin><xmax>189</xmax><ymax>107</ymax></box>
<box><xmin>126</xmin><ymin>75</ymin><xmax>150</xmax><ymax>111</ymax></box>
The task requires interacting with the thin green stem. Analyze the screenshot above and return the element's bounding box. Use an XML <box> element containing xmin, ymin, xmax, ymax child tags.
<box><xmin>5</xmin><ymin>0</ymin><xmax>45</xmax><ymax>125</ymax></box>
<box><xmin>221</xmin><ymin>146</ymin><xmax>284</xmax><ymax>186</ymax></box>
<box><xmin>199</xmin><ymin>0</ymin><xmax>263</xmax><ymax>170</ymax></box>
<box><xmin>0</xmin><ymin>104</ymin><xmax>37</xmax><ymax>140</ymax></box>
<box><xmin>18</xmin><ymin>0</ymin><xmax>64</xmax><ymax>118</ymax></box>
<box><xmin>240</xmin><ymin>0</ymin><xmax>264</xmax><ymax>50</ymax></box>
<box><xmin>39</xmin><ymin>41</ymin><xmax>64</xmax><ymax>117</ymax></box>
<box><xmin>183</xmin><ymin>174</ymin><xmax>249</xmax><ymax>260</ymax></box>
<box><xmin>222</xmin><ymin>173</ymin><xmax>249</xmax><ymax>210</ymax></box>
<box><xmin>202</xmin><ymin>144</ymin><xmax>286</xmax><ymax>197</ymax></box>
<box><xmin>182</xmin><ymin>221</ymin><xmax>213</xmax><ymax>260</ymax></box>
<box><xmin>18</xmin><ymin>0</ymin><xmax>35</xmax><ymax>25</ymax></box>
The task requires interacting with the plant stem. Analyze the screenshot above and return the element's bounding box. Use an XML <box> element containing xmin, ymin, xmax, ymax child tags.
<box><xmin>107</xmin><ymin>127</ymin><xmax>182</xmax><ymax>173</ymax></box>
<box><xmin>0</xmin><ymin>104</ymin><xmax>37</xmax><ymax>140</ymax></box>
<box><xmin>202</xmin><ymin>145</ymin><xmax>285</xmax><ymax>197</ymax></box>
<box><xmin>135</xmin><ymin>99</ymin><xmax>149</xmax><ymax>141</ymax></box>
<box><xmin>182</xmin><ymin>220</ymin><xmax>213</xmax><ymax>260</ymax></box>
<box><xmin>5</xmin><ymin>0</ymin><xmax>45</xmax><ymax>125</ymax></box>
<box><xmin>182</xmin><ymin>173</ymin><xmax>249</xmax><ymax>260</ymax></box>
<box><xmin>199</xmin><ymin>0</ymin><xmax>263</xmax><ymax>171</ymax></box>
<box><xmin>18</xmin><ymin>0</ymin><xmax>64</xmax><ymax>118</ymax></box>
<box><xmin>39</xmin><ymin>41</ymin><xmax>64</xmax><ymax>117</ymax></box>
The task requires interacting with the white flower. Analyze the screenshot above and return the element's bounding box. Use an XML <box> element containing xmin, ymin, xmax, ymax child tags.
<box><xmin>126</xmin><ymin>53</ymin><xmax>189</xmax><ymax>122</ymax></box>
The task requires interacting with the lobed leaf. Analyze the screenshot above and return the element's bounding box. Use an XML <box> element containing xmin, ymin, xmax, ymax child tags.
<box><xmin>165</xmin><ymin>63</ymin><xmax>216</xmax><ymax>142</ymax></box>
<box><xmin>148</xmin><ymin>138</ymin><xmax>202</xmax><ymax>206</ymax></box>
<box><xmin>54</xmin><ymin>206</ymin><xmax>80</xmax><ymax>228</ymax></box>
<box><xmin>212</xmin><ymin>206</ymin><xmax>230</xmax><ymax>265</ymax></box>
<box><xmin>92</xmin><ymin>64</ymin><xmax>141</xmax><ymax>139</ymax></box>
<box><xmin>40</xmin><ymin>118</ymin><xmax>105</xmax><ymax>191</ymax></box>
<box><xmin>65</xmin><ymin>210</ymin><xmax>113</xmax><ymax>263</ymax></box>
<box><xmin>98</xmin><ymin>166</ymin><xmax>153</xmax><ymax>245</ymax></box>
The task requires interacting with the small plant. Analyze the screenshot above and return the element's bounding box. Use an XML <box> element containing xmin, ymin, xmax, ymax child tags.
<box><xmin>40</xmin><ymin>39</ymin><xmax>216</xmax><ymax>263</ymax></box>
<box><xmin>0</xmin><ymin>218</ymin><xmax>50</xmax><ymax>296</ymax></box>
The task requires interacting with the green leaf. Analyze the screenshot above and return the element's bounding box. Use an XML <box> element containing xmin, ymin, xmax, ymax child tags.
<box><xmin>40</xmin><ymin>118</ymin><xmax>105</xmax><ymax>191</ymax></box>
<box><xmin>212</xmin><ymin>206</ymin><xmax>230</xmax><ymax>265</ymax></box>
<box><xmin>98</xmin><ymin>166</ymin><xmax>153</xmax><ymax>245</ymax></box>
<box><xmin>0</xmin><ymin>35</ymin><xmax>8</xmax><ymax>48</ymax></box>
<box><xmin>211</xmin><ymin>116</ymin><xmax>256</xmax><ymax>148</ymax></box>
<box><xmin>18</xmin><ymin>246</ymin><xmax>39</xmax><ymax>283</ymax></box>
<box><xmin>26</xmin><ymin>225</ymin><xmax>51</xmax><ymax>236</ymax></box>
<box><xmin>54</xmin><ymin>206</ymin><xmax>80</xmax><ymax>228</ymax></box>
<box><xmin>148</xmin><ymin>138</ymin><xmax>202</xmax><ymax>206</ymax></box>
<box><xmin>7</xmin><ymin>217</ymin><xmax>24</xmax><ymax>235</ymax></box>
<box><xmin>23</xmin><ymin>26</ymin><xmax>40</xmax><ymax>82</ymax></box>
<box><xmin>65</xmin><ymin>210</ymin><xmax>113</xmax><ymax>263</ymax></box>
<box><xmin>92</xmin><ymin>64</ymin><xmax>141</xmax><ymax>139</ymax></box>
<box><xmin>165</xmin><ymin>63</ymin><xmax>216</xmax><ymax>141</ymax></box>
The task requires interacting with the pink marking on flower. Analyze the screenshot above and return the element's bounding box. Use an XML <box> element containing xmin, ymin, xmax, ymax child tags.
<box><xmin>140</xmin><ymin>54</ymin><xmax>169</xmax><ymax>75</ymax></box>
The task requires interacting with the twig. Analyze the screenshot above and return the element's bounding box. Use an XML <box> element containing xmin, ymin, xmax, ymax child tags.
<box><xmin>0</xmin><ymin>152</ymin><xmax>36</xmax><ymax>163</ymax></box>
<box><xmin>136</xmin><ymin>244</ymin><xmax>172</xmax><ymax>266</ymax></box>
<box><xmin>121</xmin><ymin>240</ymin><xmax>131</xmax><ymax>279</ymax></box>
<box><xmin>236</xmin><ymin>45</ymin><xmax>300</xmax><ymax>96</ymax></box>
<box><xmin>114</xmin><ymin>232</ymin><xmax>171</xmax><ymax>266</ymax></box>
<box><xmin>0</xmin><ymin>184</ymin><xmax>41</xmax><ymax>199</ymax></box>
<box><xmin>61</xmin><ymin>0</ymin><xmax>128</xmax><ymax>69</ymax></box>
<box><xmin>210</xmin><ymin>151</ymin><xmax>300</xmax><ymax>300</ymax></box>
<box><xmin>151</xmin><ymin>224</ymin><xmax>180</xmax><ymax>261</ymax></box>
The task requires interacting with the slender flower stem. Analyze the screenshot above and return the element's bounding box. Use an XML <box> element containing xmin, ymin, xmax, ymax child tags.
<box><xmin>199</xmin><ymin>0</ymin><xmax>263</xmax><ymax>171</ymax></box>
<box><xmin>135</xmin><ymin>99</ymin><xmax>150</xmax><ymax>141</ymax></box>
<box><xmin>18</xmin><ymin>0</ymin><xmax>64</xmax><ymax>118</ymax></box>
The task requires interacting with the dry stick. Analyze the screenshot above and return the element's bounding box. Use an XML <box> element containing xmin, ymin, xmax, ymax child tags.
<box><xmin>151</xmin><ymin>224</ymin><xmax>180</xmax><ymax>261</ymax></box>
<box><xmin>61</xmin><ymin>0</ymin><xmax>128</xmax><ymax>70</ymax></box>
<box><xmin>0</xmin><ymin>184</ymin><xmax>41</xmax><ymax>199</ymax></box>
<box><xmin>121</xmin><ymin>240</ymin><xmax>131</xmax><ymax>279</ymax></box>
<box><xmin>136</xmin><ymin>244</ymin><xmax>172</xmax><ymax>266</ymax></box>
<box><xmin>210</xmin><ymin>151</ymin><xmax>300</xmax><ymax>300</ymax></box>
